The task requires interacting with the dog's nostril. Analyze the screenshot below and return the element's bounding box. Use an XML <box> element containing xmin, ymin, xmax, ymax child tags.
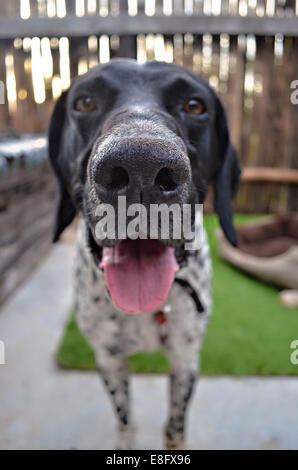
<box><xmin>108</xmin><ymin>166</ymin><xmax>129</xmax><ymax>190</ymax></box>
<box><xmin>155</xmin><ymin>168</ymin><xmax>178</xmax><ymax>192</ymax></box>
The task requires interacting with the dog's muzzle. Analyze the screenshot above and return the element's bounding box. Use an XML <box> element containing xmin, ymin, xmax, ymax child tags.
<box><xmin>85</xmin><ymin>118</ymin><xmax>192</xmax><ymax>315</ymax></box>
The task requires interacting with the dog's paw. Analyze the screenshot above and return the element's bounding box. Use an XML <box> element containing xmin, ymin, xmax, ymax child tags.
<box><xmin>165</xmin><ymin>437</ymin><xmax>185</xmax><ymax>450</ymax></box>
<box><xmin>115</xmin><ymin>424</ymin><xmax>136</xmax><ymax>450</ymax></box>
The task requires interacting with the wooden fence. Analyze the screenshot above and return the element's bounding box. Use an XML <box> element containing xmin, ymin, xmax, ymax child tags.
<box><xmin>0</xmin><ymin>162</ymin><xmax>55</xmax><ymax>304</ymax></box>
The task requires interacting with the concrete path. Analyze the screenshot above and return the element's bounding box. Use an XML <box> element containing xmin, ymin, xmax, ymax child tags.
<box><xmin>0</xmin><ymin>243</ymin><xmax>297</xmax><ymax>450</ymax></box>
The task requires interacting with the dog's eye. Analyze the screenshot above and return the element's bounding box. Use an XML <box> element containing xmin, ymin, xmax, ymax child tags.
<box><xmin>74</xmin><ymin>96</ymin><xmax>96</xmax><ymax>112</ymax></box>
<box><xmin>183</xmin><ymin>99</ymin><xmax>205</xmax><ymax>115</ymax></box>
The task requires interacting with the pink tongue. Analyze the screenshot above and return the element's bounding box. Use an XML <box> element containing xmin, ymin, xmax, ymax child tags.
<box><xmin>100</xmin><ymin>239</ymin><xmax>178</xmax><ymax>314</ymax></box>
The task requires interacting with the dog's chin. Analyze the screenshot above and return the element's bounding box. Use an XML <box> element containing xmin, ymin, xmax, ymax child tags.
<box><xmin>86</xmin><ymin>228</ymin><xmax>190</xmax><ymax>315</ymax></box>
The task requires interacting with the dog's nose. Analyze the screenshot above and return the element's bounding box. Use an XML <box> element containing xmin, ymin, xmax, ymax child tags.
<box><xmin>91</xmin><ymin>137</ymin><xmax>190</xmax><ymax>204</ymax></box>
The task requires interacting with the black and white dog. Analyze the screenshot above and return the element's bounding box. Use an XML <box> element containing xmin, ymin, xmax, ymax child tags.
<box><xmin>48</xmin><ymin>59</ymin><xmax>240</xmax><ymax>449</ymax></box>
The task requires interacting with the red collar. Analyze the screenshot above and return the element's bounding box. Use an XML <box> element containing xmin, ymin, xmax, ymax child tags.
<box><xmin>155</xmin><ymin>310</ymin><xmax>167</xmax><ymax>325</ymax></box>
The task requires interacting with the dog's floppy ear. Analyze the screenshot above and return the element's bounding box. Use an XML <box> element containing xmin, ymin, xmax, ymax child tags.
<box><xmin>213</xmin><ymin>96</ymin><xmax>241</xmax><ymax>246</ymax></box>
<box><xmin>48</xmin><ymin>91</ymin><xmax>76</xmax><ymax>242</ymax></box>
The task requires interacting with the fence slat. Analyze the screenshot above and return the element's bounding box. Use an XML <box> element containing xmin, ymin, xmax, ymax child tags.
<box><xmin>0</xmin><ymin>15</ymin><xmax>298</xmax><ymax>38</ymax></box>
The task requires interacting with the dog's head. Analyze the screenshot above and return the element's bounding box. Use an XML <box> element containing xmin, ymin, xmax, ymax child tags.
<box><xmin>48</xmin><ymin>59</ymin><xmax>240</xmax><ymax>314</ymax></box>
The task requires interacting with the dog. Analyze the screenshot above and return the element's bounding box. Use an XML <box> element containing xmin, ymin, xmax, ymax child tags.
<box><xmin>48</xmin><ymin>59</ymin><xmax>240</xmax><ymax>449</ymax></box>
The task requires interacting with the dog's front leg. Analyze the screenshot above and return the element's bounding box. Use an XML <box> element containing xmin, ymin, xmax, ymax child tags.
<box><xmin>96</xmin><ymin>353</ymin><xmax>134</xmax><ymax>450</ymax></box>
<box><xmin>164</xmin><ymin>360</ymin><xmax>198</xmax><ymax>450</ymax></box>
<box><xmin>162</xmin><ymin>282</ymin><xmax>208</xmax><ymax>449</ymax></box>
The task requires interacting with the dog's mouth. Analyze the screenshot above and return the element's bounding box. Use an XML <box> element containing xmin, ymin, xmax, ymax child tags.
<box><xmin>87</xmin><ymin>229</ymin><xmax>191</xmax><ymax>314</ymax></box>
<box><xmin>99</xmin><ymin>239</ymin><xmax>179</xmax><ymax>314</ymax></box>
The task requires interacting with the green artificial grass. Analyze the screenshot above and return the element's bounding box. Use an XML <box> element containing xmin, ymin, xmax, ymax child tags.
<box><xmin>56</xmin><ymin>214</ymin><xmax>298</xmax><ymax>375</ymax></box>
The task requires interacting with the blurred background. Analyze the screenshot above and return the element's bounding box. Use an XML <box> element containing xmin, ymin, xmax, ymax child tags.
<box><xmin>0</xmin><ymin>0</ymin><xmax>298</xmax><ymax>450</ymax></box>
